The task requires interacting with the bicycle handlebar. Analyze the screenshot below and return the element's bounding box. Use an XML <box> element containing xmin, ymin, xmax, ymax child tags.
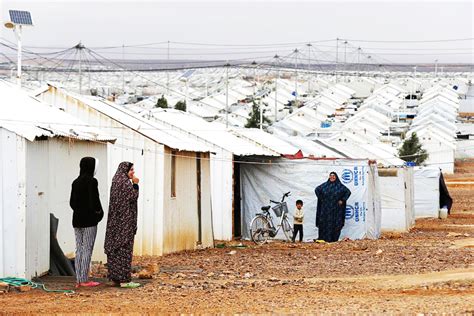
<box><xmin>270</xmin><ymin>192</ymin><xmax>291</xmax><ymax>204</ymax></box>
<box><xmin>281</xmin><ymin>191</ymin><xmax>291</xmax><ymax>202</ymax></box>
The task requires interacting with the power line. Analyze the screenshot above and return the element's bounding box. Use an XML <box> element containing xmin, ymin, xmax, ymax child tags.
<box><xmin>341</xmin><ymin>37</ymin><xmax>474</xmax><ymax>43</ymax></box>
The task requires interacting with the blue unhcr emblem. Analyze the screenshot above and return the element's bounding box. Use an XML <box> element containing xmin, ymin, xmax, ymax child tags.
<box><xmin>353</xmin><ymin>166</ymin><xmax>359</xmax><ymax>186</ymax></box>
<box><xmin>341</xmin><ymin>169</ymin><xmax>353</xmax><ymax>184</ymax></box>
<box><xmin>345</xmin><ymin>205</ymin><xmax>354</xmax><ymax>219</ymax></box>
<box><xmin>354</xmin><ymin>202</ymin><xmax>360</xmax><ymax>222</ymax></box>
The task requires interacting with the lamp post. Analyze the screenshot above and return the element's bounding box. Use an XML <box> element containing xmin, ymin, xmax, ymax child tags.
<box><xmin>4</xmin><ymin>10</ymin><xmax>34</xmax><ymax>88</ymax></box>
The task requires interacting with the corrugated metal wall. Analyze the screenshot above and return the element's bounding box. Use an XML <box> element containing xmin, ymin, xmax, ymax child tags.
<box><xmin>200</xmin><ymin>152</ymin><xmax>214</xmax><ymax>246</ymax></box>
<box><xmin>162</xmin><ymin>149</ymin><xmax>213</xmax><ymax>254</ymax></box>
<box><xmin>27</xmin><ymin>139</ymin><xmax>109</xmax><ymax>263</ymax></box>
<box><xmin>25</xmin><ymin>138</ymin><xmax>50</xmax><ymax>277</ymax></box>
<box><xmin>209</xmin><ymin>150</ymin><xmax>234</xmax><ymax>241</ymax></box>
<box><xmin>41</xmin><ymin>87</ymin><xmax>184</xmax><ymax>256</ymax></box>
<box><xmin>0</xmin><ymin>128</ymin><xmax>27</xmax><ymax>278</ymax></box>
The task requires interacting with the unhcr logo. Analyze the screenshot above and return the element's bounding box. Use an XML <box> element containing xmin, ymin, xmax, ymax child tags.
<box><xmin>354</xmin><ymin>202</ymin><xmax>360</xmax><ymax>222</ymax></box>
<box><xmin>345</xmin><ymin>205</ymin><xmax>354</xmax><ymax>220</ymax></box>
<box><xmin>353</xmin><ymin>166</ymin><xmax>359</xmax><ymax>186</ymax></box>
<box><xmin>341</xmin><ymin>169</ymin><xmax>353</xmax><ymax>184</ymax></box>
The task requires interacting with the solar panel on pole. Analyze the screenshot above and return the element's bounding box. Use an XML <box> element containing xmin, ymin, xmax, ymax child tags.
<box><xmin>9</xmin><ymin>10</ymin><xmax>33</xmax><ymax>26</ymax></box>
<box><xmin>181</xmin><ymin>69</ymin><xmax>196</xmax><ymax>79</ymax></box>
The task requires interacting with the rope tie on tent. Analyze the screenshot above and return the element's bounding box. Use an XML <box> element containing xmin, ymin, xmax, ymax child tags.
<box><xmin>0</xmin><ymin>277</ymin><xmax>75</xmax><ymax>294</ymax></box>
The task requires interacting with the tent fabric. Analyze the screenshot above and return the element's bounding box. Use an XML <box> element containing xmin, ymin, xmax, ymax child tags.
<box><xmin>380</xmin><ymin>168</ymin><xmax>415</xmax><ymax>232</ymax></box>
<box><xmin>240</xmin><ymin>159</ymin><xmax>381</xmax><ymax>241</ymax></box>
<box><xmin>49</xmin><ymin>214</ymin><xmax>75</xmax><ymax>276</ymax></box>
<box><xmin>413</xmin><ymin>167</ymin><xmax>441</xmax><ymax>218</ymax></box>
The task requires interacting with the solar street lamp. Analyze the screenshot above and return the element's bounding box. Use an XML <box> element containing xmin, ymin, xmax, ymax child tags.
<box><xmin>4</xmin><ymin>10</ymin><xmax>34</xmax><ymax>87</ymax></box>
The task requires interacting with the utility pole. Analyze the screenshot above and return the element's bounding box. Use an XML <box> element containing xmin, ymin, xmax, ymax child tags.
<box><xmin>434</xmin><ymin>59</ymin><xmax>438</xmax><ymax>77</ymax></box>
<box><xmin>307</xmin><ymin>43</ymin><xmax>312</xmax><ymax>94</ymax></box>
<box><xmin>274</xmin><ymin>54</ymin><xmax>279</xmax><ymax>122</ymax></box>
<box><xmin>412</xmin><ymin>65</ymin><xmax>417</xmax><ymax>100</ymax></box>
<box><xmin>185</xmin><ymin>79</ymin><xmax>188</xmax><ymax>112</ymax></box>
<box><xmin>122</xmin><ymin>44</ymin><xmax>125</xmax><ymax>93</ymax></box>
<box><xmin>294</xmin><ymin>48</ymin><xmax>298</xmax><ymax>105</ymax></box>
<box><xmin>335</xmin><ymin>38</ymin><xmax>339</xmax><ymax>82</ymax></box>
<box><xmin>251</xmin><ymin>60</ymin><xmax>257</xmax><ymax>96</ymax></box>
<box><xmin>343</xmin><ymin>40</ymin><xmax>348</xmax><ymax>72</ymax></box>
<box><xmin>357</xmin><ymin>47</ymin><xmax>361</xmax><ymax>73</ymax></box>
<box><xmin>225</xmin><ymin>63</ymin><xmax>230</xmax><ymax>129</ymax></box>
<box><xmin>388</xmin><ymin>113</ymin><xmax>391</xmax><ymax>138</ymax></box>
<box><xmin>75</xmin><ymin>42</ymin><xmax>85</xmax><ymax>94</ymax></box>
<box><xmin>16</xmin><ymin>25</ymin><xmax>22</xmax><ymax>87</ymax></box>
<box><xmin>167</xmin><ymin>40</ymin><xmax>170</xmax><ymax>94</ymax></box>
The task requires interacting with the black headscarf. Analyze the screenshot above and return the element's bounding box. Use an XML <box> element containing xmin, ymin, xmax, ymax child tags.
<box><xmin>79</xmin><ymin>157</ymin><xmax>95</xmax><ymax>177</ymax></box>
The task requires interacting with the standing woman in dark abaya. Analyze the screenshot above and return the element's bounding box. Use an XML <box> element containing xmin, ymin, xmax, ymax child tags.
<box><xmin>70</xmin><ymin>157</ymin><xmax>104</xmax><ymax>288</ymax></box>
<box><xmin>104</xmin><ymin>161</ymin><xmax>140</xmax><ymax>288</ymax></box>
<box><xmin>314</xmin><ymin>172</ymin><xmax>351</xmax><ymax>242</ymax></box>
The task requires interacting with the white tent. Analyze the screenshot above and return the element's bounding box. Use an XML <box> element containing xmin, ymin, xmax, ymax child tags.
<box><xmin>413</xmin><ymin>167</ymin><xmax>441</xmax><ymax>218</ymax></box>
<box><xmin>379</xmin><ymin>167</ymin><xmax>415</xmax><ymax>232</ymax></box>
<box><xmin>240</xmin><ymin>159</ymin><xmax>381</xmax><ymax>241</ymax></box>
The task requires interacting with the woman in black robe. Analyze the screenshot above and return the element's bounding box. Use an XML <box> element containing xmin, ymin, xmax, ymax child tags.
<box><xmin>315</xmin><ymin>172</ymin><xmax>351</xmax><ymax>242</ymax></box>
<box><xmin>104</xmin><ymin>161</ymin><xmax>140</xmax><ymax>288</ymax></box>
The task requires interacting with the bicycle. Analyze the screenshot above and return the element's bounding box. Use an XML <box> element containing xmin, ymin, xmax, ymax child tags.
<box><xmin>249</xmin><ymin>191</ymin><xmax>294</xmax><ymax>244</ymax></box>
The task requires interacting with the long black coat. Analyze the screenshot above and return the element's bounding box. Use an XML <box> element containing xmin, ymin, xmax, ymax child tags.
<box><xmin>315</xmin><ymin>174</ymin><xmax>351</xmax><ymax>242</ymax></box>
<box><xmin>70</xmin><ymin>157</ymin><xmax>104</xmax><ymax>228</ymax></box>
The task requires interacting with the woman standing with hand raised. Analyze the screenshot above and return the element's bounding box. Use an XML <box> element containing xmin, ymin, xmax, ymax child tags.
<box><xmin>104</xmin><ymin>161</ymin><xmax>141</xmax><ymax>288</ymax></box>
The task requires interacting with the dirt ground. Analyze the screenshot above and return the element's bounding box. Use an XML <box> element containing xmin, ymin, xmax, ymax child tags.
<box><xmin>1</xmin><ymin>161</ymin><xmax>473</xmax><ymax>314</ymax></box>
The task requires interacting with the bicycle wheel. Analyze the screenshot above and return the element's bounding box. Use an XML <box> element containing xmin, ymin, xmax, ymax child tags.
<box><xmin>281</xmin><ymin>217</ymin><xmax>293</xmax><ymax>242</ymax></box>
<box><xmin>250</xmin><ymin>215</ymin><xmax>271</xmax><ymax>244</ymax></box>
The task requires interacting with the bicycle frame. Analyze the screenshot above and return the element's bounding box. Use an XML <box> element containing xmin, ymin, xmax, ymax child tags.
<box><xmin>259</xmin><ymin>191</ymin><xmax>291</xmax><ymax>236</ymax></box>
<box><xmin>260</xmin><ymin>209</ymin><xmax>288</xmax><ymax>231</ymax></box>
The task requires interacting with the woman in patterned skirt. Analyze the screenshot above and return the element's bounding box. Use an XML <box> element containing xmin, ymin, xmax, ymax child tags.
<box><xmin>104</xmin><ymin>161</ymin><xmax>140</xmax><ymax>288</ymax></box>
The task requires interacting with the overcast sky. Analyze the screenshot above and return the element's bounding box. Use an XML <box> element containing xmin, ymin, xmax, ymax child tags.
<box><xmin>1</xmin><ymin>0</ymin><xmax>473</xmax><ymax>63</ymax></box>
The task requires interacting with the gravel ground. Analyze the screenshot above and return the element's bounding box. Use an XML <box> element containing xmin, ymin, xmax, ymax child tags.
<box><xmin>1</xmin><ymin>162</ymin><xmax>473</xmax><ymax>314</ymax></box>
<box><xmin>0</xmin><ymin>213</ymin><xmax>473</xmax><ymax>314</ymax></box>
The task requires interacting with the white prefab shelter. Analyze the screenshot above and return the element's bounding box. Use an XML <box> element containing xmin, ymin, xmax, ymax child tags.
<box><xmin>0</xmin><ymin>81</ymin><xmax>114</xmax><ymax>279</ymax></box>
<box><xmin>133</xmin><ymin>109</ymin><xmax>292</xmax><ymax>241</ymax></box>
<box><xmin>240</xmin><ymin>159</ymin><xmax>382</xmax><ymax>241</ymax></box>
<box><xmin>413</xmin><ymin>167</ymin><xmax>441</xmax><ymax>218</ymax></box>
<box><xmin>379</xmin><ymin>167</ymin><xmax>415</xmax><ymax>232</ymax></box>
<box><xmin>37</xmin><ymin>84</ymin><xmax>214</xmax><ymax>257</ymax></box>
